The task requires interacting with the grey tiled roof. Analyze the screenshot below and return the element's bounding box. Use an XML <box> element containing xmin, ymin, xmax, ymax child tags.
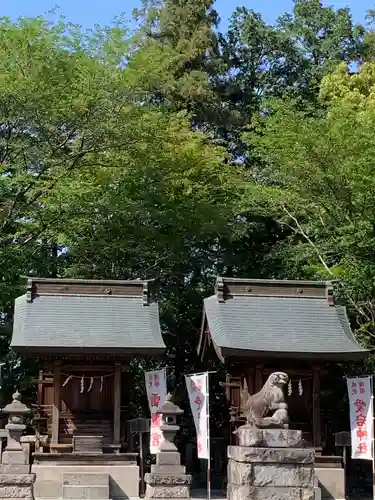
<box><xmin>204</xmin><ymin>294</ymin><xmax>367</xmax><ymax>357</ymax></box>
<box><xmin>11</xmin><ymin>294</ymin><xmax>165</xmax><ymax>352</ymax></box>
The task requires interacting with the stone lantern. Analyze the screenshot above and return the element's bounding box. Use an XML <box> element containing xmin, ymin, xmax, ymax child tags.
<box><xmin>0</xmin><ymin>391</ymin><xmax>35</xmax><ymax>498</ymax></box>
<box><xmin>2</xmin><ymin>390</ymin><xmax>30</xmax><ymax>465</ymax></box>
<box><xmin>144</xmin><ymin>394</ymin><xmax>192</xmax><ymax>500</ymax></box>
<box><xmin>158</xmin><ymin>393</ymin><xmax>183</xmax><ymax>452</ymax></box>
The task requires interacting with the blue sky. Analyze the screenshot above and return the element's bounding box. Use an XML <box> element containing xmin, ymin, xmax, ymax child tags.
<box><xmin>1</xmin><ymin>0</ymin><xmax>371</xmax><ymax>30</ymax></box>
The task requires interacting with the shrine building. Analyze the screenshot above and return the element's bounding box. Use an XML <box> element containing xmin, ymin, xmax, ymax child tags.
<box><xmin>11</xmin><ymin>277</ymin><xmax>166</xmax><ymax>500</ymax></box>
<box><xmin>198</xmin><ymin>277</ymin><xmax>369</xmax><ymax>500</ymax></box>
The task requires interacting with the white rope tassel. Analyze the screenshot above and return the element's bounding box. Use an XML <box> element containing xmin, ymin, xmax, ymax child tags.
<box><xmin>87</xmin><ymin>377</ymin><xmax>94</xmax><ymax>392</ymax></box>
<box><xmin>100</xmin><ymin>376</ymin><xmax>103</xmax><ymax>392</ymax></box>
<box><xmin>298</xmin><ymin>379</ymin><xmax>303</xmax><ymax>396</ymax></box>
<box><xmin>80</xmin><ymin>375</ymin><xmax>84</xmax><ymax>393</ymax></box>
<box><xmin>288</xmin><ymin>379</ymin><xmax>292</xmax><ymax>396</ymax></box>
<box><xmin>62</xmin><ymin>375</ymin><xmax>72</xmax><ymax>387</ymax></box>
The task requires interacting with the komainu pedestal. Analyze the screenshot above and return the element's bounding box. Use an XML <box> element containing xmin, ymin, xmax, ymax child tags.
<box><xmin>227</xmin><ymin>427</ymin><xmax>315</xmax><ymax>500</ymax></box>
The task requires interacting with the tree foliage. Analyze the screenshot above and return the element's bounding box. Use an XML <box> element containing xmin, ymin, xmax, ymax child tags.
<box><xmin>247</xmin><ymin>61</ymin><xmax>375</xmax><ymax>349</ymax></box>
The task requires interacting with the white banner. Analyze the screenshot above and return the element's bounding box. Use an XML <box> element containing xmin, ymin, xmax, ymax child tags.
<box><xmin>185</xmin><ymin>372</ymin><xmax>210</xmax><ymax>460</ymax></box>
<box><xmin>347</xmin><ymin>376</ymin><xmax>373</xmax><ymax>460</ymax></box>
<box><xmin>145</xmin><ymin>368</ymin><xmax>167</xmax><ymax>454</ymax></box>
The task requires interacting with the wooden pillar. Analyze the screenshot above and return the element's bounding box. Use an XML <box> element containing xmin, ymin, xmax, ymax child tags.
<box><xmin>51</xmin><ymin>361</ymin><xmax>61</xmax><ymax>450</ymax></box>
<box><xmin>312</xmin><ymin>365</ymin><xmax>321</xmax><ymax>449</ymax></box>
<box><xmin>255</xmin><ymin>363</ymin><xmax>263</xmax><ymax>392</ymax></box>
<box><xmin>37</xmin><ymin>370</ymin><xmax>43</xmax><ymax>406</ymax></box>
<box><xmin>113</xmin><ymin>362</ymin><xmax>122</xmax><ymax>446</ymax></box>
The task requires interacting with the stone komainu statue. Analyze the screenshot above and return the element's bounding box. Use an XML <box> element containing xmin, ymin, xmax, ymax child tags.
<box><xmin>240</xmin><ymin>371</ymin><xmax>289</xmax><ymax>429</ymax></box>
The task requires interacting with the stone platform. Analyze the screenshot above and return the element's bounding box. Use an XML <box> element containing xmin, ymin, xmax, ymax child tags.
<box><xmin>227</xmin><ymin>427</ymin><xmax>317</xmax><ymax>500</ymax></box>
<box><xmin>32</xmin><ymin>455</ymin><xmax>139</xmax><ymax>500</ymax></box>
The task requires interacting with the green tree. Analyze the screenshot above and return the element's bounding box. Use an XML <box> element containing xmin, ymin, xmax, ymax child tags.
<box><xmin>0</xmin><ymin>13</ymin><xmax>135</xmax><ymax>397</ymax></box>
<box><xmin>246</xmin><ymin>61</ymin><xmax>375</xmax><ymax>348</ymax></box>
<box><xmin>0</xmin><ymin>13</ymin><xmax>244</xmax><ymax>406</ymax></box>
<box><xmin>131</xmin><ymin>0</ymin><xmax>224</xmax><ymax>129</ymax></box>
<box><xmin>218</xmin><ymin>0</ymin><xmax>365</xmax><ymax>158</ymax></box>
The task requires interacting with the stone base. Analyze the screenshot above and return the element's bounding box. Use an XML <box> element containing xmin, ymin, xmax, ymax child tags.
<box><xmin>144</xmin><ymin>472</ymin><xmax>192</xmax><ymax>499</ymax></box>
<box><xmin>228</xmin><ymin>484</ymin><xmax>314</xmax><ymax>500</ymax></box>
<box><xmin>32</xmin><ymin>464</ymin><xmax>139</xmax><ymax>500</ymax></box>
<box><xmin>228</xmin><ymin>445</ymin><xmax>315</xmax><ymax>464</ymax></box>
<box><xmin>228</xmin><ymin>460</ymin><xmax>314</xmax><ymax>486</ymax></box>
<box><xmin>2</xmin><ymin>450</ymin><xmax>29</xmax><ymax>465</ymax></box>
<box><xmin>145</xmin><ymin>484</ymin><xmax>191</xmax><ymax>499</ymax></box>
<box><xmin>235</xmin><ymin>426</ymin><xmax>303</xmax><ymax>448</ymax></box>
<box><xmin>227</xmin><ymin>433</ymin><xmax>315</xmax><ymax>500</ymax></box>
<box><xmin>0</xmin><ymin>473</ymin><xmax>35</xmax><ymax>500</ymax></box>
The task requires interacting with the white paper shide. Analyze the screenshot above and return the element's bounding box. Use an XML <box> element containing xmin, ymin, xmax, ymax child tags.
<box><xmin>145</xmin><ymin>368</ymin><xmax>167</xmax><ymax>454</ymax></box>
<box><xmin>185</xmin><ymin>372</ymin><xmax>210</xmax><ymax>460</ymax></box>
<box><xmin>347</xmin><ymin>376</ymin><xmax>373</xmax><ymax>460</ymax></box>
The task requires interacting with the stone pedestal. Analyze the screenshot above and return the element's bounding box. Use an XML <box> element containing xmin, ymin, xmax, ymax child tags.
<box><xmin>0</xmin><ymin>473</ymin><xmax>35</xmax><ymax>500</ymax></box>
<box><xmin>145</xmin><ymin>455</ymin><xmax>192</xmax><ymax>499</ymax></box>
<box><xmin>227</xmin><ymin>427</ymin><xmax>316</xmax><ymax>500</ymax></box>
<box><xmin>145</xmin><ymin>394</ymin><xmax>192</xmax><ymax>499</ymax></box>
<box><xmin>0</xmin><ymin>392</ymin><xmax>36</xmax><ymax>500</ymax></box>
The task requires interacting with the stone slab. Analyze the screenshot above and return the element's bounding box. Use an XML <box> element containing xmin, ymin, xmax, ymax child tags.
<box><xmin>235</xmin><ymin>427</ymin><xmax>303</xmax><ymax>448</ymax></box>
<box><xmin>252</xmin><ymin>464</ymin><xmax>313</xmax><ymax>487</ymax></box>
<box><xmin>145</xmin><ymin>474</ymin><xmax>192</xmax><ymax>486</ymax></box>
<box><xmin>33</xmin><ymin>480</ymin><xmax>56</xmax><ymax>499</ymax></box>
<box><xmin>63</xmin><ymin>473</ymin><xmax>109</xmax><ymax>486</ymax></box>
<box><xmin>315</xmin><ymin>467</ymin><xmax>345</xmax><ymax>500</ymax></box>
<box><xmin>0</xmin><ymin>485</ymin><xmax>34</xmax><ymax>499</ymax></box>
<box><xmin>0</xmin><ymin>466</ymin><xmax>31</xmax><ymax>474</ymax></box>
<box><xmin>156</xmin><ymin>453</ymin><xmax>181</xmax><ymax>466</ymax></box>
<box><xmin>0</xmin><ymin>474</ymin><xmax>36</xmax><ymax>500</ymax></box>
<box><xmin>227</xmin><ymin>446</ymin><xmax>314</xmax><ymax>464</ymax></box>
<box><xmin>227</xmin><ymin>461</ymin><xmax>252</xmax><ymax>485</ymax></box>
<box><xmin>227</xmin><ymin>460</ymin><xmax>313</xmax><ymax>487</ymax></box>
<box><xmin>62</xmin><ymin>485</ymin><xmax>109</xmax><ymax>499</ymax></box>
<box><xmin>0</xmin><ymin>475</ymin><xmax>35</xmax><ymax>485</ymax></box>
<box><xmin>227</xmin><ymin>484</ymin><xmax>314</xmax><ymax>500</ymax></box>
<box><xmin>32</xmin><ymin>464</ymin><xmax>139</xmax><ymax>500</ymax></box>
<box><xmin>2</xmin><ymin>450</ymin><xmax>28</xmax><ymax>465</ymax></box>
<box><xmin>145</xmin><ymin>485</ymin><xmax>190</xmax><ymax>498</ymax></box>
<box><xmin>151</xmin><ymin>465</ymin><xmax>186</xmax><ymax>474</ymax></box>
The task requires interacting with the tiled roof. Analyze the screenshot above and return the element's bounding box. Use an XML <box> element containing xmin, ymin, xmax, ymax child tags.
<box><xmin>200</xmin><ymin>278</ymin><xmax>368</xmax><ymax>361</ymax></box>
<box><xmin>11</xmin><ymin>278</ymin><xmax>165</xmax><ymax>354</ymax></box>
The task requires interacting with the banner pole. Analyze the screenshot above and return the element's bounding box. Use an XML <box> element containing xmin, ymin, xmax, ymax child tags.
<box><xmin>206</xmin><ymin>371</ymin><xmax>211</xmax><ymax>500</ymax></box>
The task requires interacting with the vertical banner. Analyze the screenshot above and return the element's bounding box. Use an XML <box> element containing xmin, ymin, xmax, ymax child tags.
<box><xmin>145</xmin><ymin>368</ymin><xmax>167</xmax><ymax>454</ymax></box>
<box><xmin>347</xmin><ymin>376</ymin><xmax>373</xmax><ymax>460</ymax></box>
<box><xmin>185</xmin><ymin>372</ymin><xmax>210</xmax><ymax>459</ymax></box>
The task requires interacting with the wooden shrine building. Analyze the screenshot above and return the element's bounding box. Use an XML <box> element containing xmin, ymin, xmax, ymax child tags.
<box><xmin>11</xmin><ymin>277</ymin><xmax>166</xmax><ymax>458</ymax></box>
<box><xmin>198</xmin><ymin>277</ymin><xmax>369</xmax><ymax>451</ymax></box>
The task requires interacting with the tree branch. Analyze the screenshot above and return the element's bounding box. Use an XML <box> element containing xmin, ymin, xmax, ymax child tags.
<box><xmin>280</xmin><ymin>204</ymin><xmax>372</xmax><ymax>323</ymax></box>
<box><xmin>281</xmin><ymin>204</ymin><xmax>333</xmax><ymax>274</ymax></box>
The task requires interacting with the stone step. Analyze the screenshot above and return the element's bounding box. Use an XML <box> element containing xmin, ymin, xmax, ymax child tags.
<box><xmin>64</xmin><ymin>424</ymin><xmax>112</xmax><ymax>428</ymax></box>
<box><xmin>63</xmin><ymin>473</ymin><xmax>109</xmax><ymax>487</ymax></box>
<box><xmin>61</xmin><ymin>437</ymin><xmax>111</xmax><ymax>443</ymax></box>
<box><xmin>62</xmin><ymin>485</ymin><xmax>109</xmax><ymax>500</ymax></box>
